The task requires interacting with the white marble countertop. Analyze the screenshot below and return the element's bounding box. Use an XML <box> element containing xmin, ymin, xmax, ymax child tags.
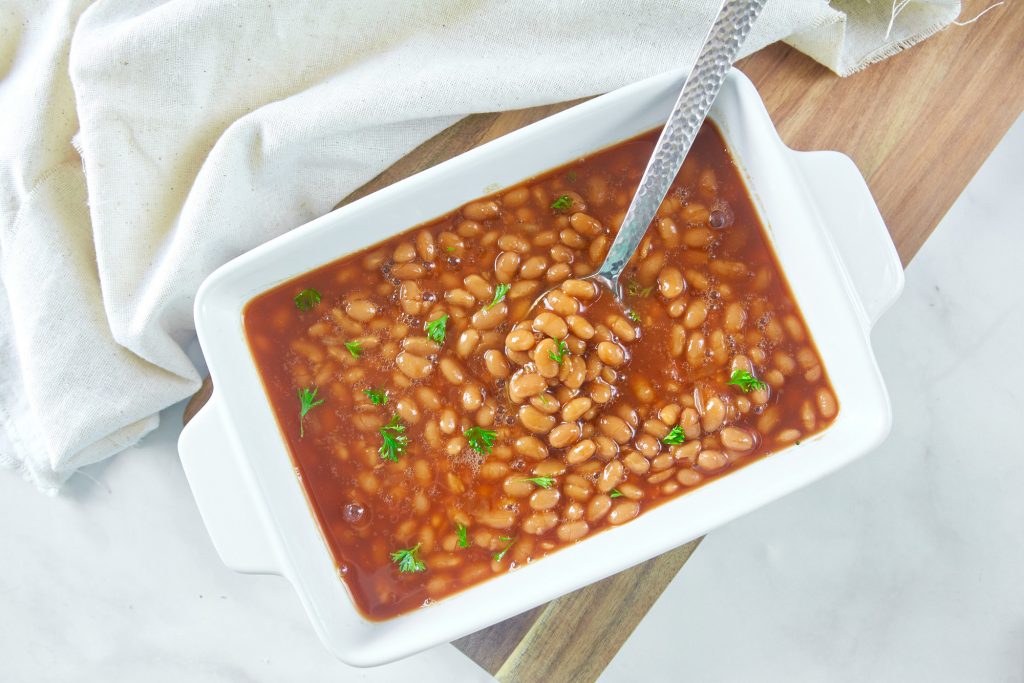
<box><xmin>2</xmin><ymin>116</ymin><xmax>1020</xmax><ymax>682</ymax></box>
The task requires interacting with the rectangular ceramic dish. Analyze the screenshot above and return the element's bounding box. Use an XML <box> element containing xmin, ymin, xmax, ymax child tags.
<box><xmin>178</xmin><ymin>68</ymin><xmax>903</xmax><ymax>666</ymax></box>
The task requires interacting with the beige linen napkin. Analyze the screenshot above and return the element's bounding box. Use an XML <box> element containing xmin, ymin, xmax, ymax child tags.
<box><xmin>0</xmin><ymin>0</ymin><xmax>959</xmax><ymax>493</ymax></box>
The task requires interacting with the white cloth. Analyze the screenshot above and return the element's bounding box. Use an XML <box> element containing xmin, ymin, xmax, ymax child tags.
<box><xmin>0</xmin><ymin>0</ymin><xmax>960</xmax><ymax>494</ymax></box>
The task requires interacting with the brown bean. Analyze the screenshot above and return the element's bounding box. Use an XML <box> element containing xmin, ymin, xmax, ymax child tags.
<box><xmin>533</xmin><ymin>311</ymin><xmax>568</xmax><ymax>339</ymax></box>
<box><xmin>345</xmin><ymin>300</ymin><xmax>378</xmax><ymax>323</ymax></box>
<box><xmin>677</xmin><ymin>469</ymin><xmax>702</xmax><ymax>486</ymax></box>
<box><xmin>697</xmin><ymin>449</ymin><xmax>729</xmax><ymax>471</ymax></box>
<box><xmin>607</xmin><ymin>500</ymin><xmax>640</xmax><ymax>525</ymax></box>
<box><xmin>396</xmin><ymin>351</ymin><xmax>433</xmax><ymax>379</ymax></box>
<box><xmin>557</xmin><ymin>520</ymin><xmax>590</xmax><ymax>542</ymax></box>
<box><xmin>566</xmin><ymin>315</ymin><xmax>595</xmax><ymax>340</ymax></box>
<box><xmin>520</xmin><ymin>256</ymin><xmax>549</xmax><ymax>280</ymax></box>
<box><xmin>514</xmin><ymin>436</ymin><xmax>548</xmax><ymax>461</ymax></box>
<box><xmin>597</xmin><ymin>341</ymin><xmax>627</xmax><ymax>367</ymax></box>
<box><xmin>529</xmin><ymin>487</ymin><xmax>561</xmax><ymax>511</ymax></box>
<box><xmin>720</xmin><ymin>426</ymin><xmax>755</xmax><ymax>452</ymax></box>
<box><xmin>657</xmin><ymin>267</ymin><xmax>685</xmax><ymax>299</ymax></box>
<box><xmin>548</xmin><ymin>422</ymin><xmax>581</xmax><ymax>449</ymax></box>
<box><xmin>598</xmin><ymin>459</ymin><xmax>625</xmax><ymax>492</ymax></box>
<box><xmin>623</xmin><ymin>451</ymin><xmax>651</xmax><ymax>475</ymax></box>
<box><xmin>483</xmin><ymin>349</ymin><xmax>510</xmax><ymax>379</ymax></box>
<box><xmin>509</xmin><ymin>371</ymin><xmax>547</xmax><ymax>402</ymax></box>
<box><xmin>455</xmin><ymin>328</ymin><xmax>480</xmax><ymax>358</ymax></box>
<box><xmin>471</xmin><ymin>302</ymin><xmax>507</xmax><ymax>330</ymax></box>
<box><xmin>817</xmin><ymin>388</ymin><xmax>838</xmax><ymax>418</ymax></box>
<box><xmin>505</xmin><ymin>328</ymin><xmax>536</xmax><ymax>352</ymax></box>
<box><xmin>565</xmin><ymin>439</ymin><xmax>596</xmax><ymax>465</ymax></box>
<box><xmin>464</xmin><ymin>200</ymin><xmax>500</xmax><ymax>221</ymax></box>
<box><xmin>533</xmin><ymin>338</ymin><xmax>562</xmax><ymax>378</ymax></box>
<box><xmin>700</xmin><ymin>395</ymin><xmax>726</xmax><ymax>433</ymax></box>
<box><xmin>683</xmin><ymin>300</ymin><xmax>708</xmax><ymax>329</ymax></box>
<box><xmin>476</xmin><ymin>509</ymin><xmax>516</xmax><ymax>529</ymax></box>
<box><xmin>586</xmin><ymin>494</ymin><xmax>612</xmax><ymax>522</ymax></box>
<box><xmin>519</xmin><ymin>404</ymin><xmax>556</xmax><ymax>434</ymax></box>
<box><xmin>561</xmin><ymin>397</ymin><xmax>593</xmax><ymax>422</ymax></box>
<box><xmin>522</xmin><ymin>510</ymin><xmax>558</xmax><ymax>535</ymax></box>
<box><xmin>439</xmin><ymin>357</ymin><xmax>466</xmax><ymax>384</ymax></box>
<box><xmin>598</xmin><ymin>415</ymin><xmax>633</xmax><ymax>444</ymax></box>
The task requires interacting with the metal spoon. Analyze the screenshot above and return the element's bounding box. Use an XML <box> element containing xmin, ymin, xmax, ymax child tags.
<box><xmin>585</xmin><ymin>0</ymin><xmax>766</xmax><ymax>298</ymax></box>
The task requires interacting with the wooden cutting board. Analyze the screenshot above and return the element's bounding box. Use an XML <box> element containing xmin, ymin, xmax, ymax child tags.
<box><xmin>184</xmin><ymin>2</ymin><xmax>1023</xmax><ymax>679</ymax></box>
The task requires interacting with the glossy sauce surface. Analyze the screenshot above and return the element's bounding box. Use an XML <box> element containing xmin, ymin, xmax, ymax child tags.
<box><xmin>244</xmin><ymin>123</ymin><xmax>837</xmax><ymax>619</ymax></box>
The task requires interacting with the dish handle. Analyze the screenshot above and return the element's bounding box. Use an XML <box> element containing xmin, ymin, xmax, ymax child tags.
<box><xmin>178</xmin><ymin>395</ymin><xmax>280</xmax><ymax>575</ymax></box>
<box><xmin>789</xmin><ymin>150</ymin><xmax>904</xmax><ymax>328</ymax></box>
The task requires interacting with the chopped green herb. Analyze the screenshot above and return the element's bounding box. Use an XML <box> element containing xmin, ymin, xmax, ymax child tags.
<box><xmin>445</xmin><ymin>246</ymin><xmax>455</xmax><ymax>253</ymax></box>
<box><xmin>494</xmin><ymin>536</ymin><xmax>515</xmax><ymax>562</ymax></box>
<box><xmin>728</xmin><ymin>369</ymin><xmax>767</xmax><ymax>393</ymax></box>
<box><xmin>517</xmin><ymin>476</ymin><xmax>555</xmax><ymax>489</ymax></box>
<box><xmin>485</xmin><ymin>283</ymin><xmax>511</xmax><ymax>310</ymax></box>
<box><xmin>390</xmin><ymin>544</ymin><xmax>426</xmax><ymax>573</ymax></box>
<box><xmin>456</xmin><ymin>523</ymin><xmax>469</xmax><ymax>548</ymax></box>
<box><xmin>539</xmin><ymin>394</ymin><xmax>551</xmax><ymax>405</ymax></box>
<box><xmin>627</xmin><ymin>309</ymin><xmax>641</xmax><ymax>323</ymax></box>
<box><xmin>795</xmin><ymin>440</ymin><xmax>802</xmax><ymax>446</ymax></box>
<box><xmin>294</xmin><ymin>288</ymin><xmax>321</xmax><ymax>312</ymax></box>
<box><xmin>378</xmin><ymin>414</ymin><xmax>409</xmax><ymax>462</ymax></box>
<box><xmin>344</xmin><ymin>340</ymin><xmax>363</xmax><ymax>359</ymax></box>
<box><xmin>663</xmin><ymin>425</ymin><xmax>686</xmax><ymax>445</ymax></box>
<box><xmin>626</xmin><ymin>278</ymin><xmax>653</xmax><ymax>298</ymax></box>
<box><xmin>363</xmin><ymin>388</ymin><xmax>387</xmax><ymax>405</ymax></box>
<box><xmin>609</xmin><ymin>489</ymin><xmax>623</xmax><ymax>498</ymax></box>
<box><xmin>297</xmin><ymin>386</ymin><xmax>324</xmax><ymax>438</ymax></box>
<box><xmin>424</xmin><ymin>314</ymin><xmax>449</xmax><ymax>344</ymax></box>
<box><xmin>547</xmin><ymin>338</ymin><xmax>569</xmax><ymax>365</ymax></box>
<box><xmin>550</xmin><ymin>194</ymin><xmax>573</xmax><ymax>212</ymax></box>
<box><xmin>464</xmin><ymin>426</ymin><xmax>497</xmax><ymax>456</ymax></box>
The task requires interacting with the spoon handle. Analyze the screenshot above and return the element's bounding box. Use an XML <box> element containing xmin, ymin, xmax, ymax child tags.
<box><xmin>594</xmin><ymin>0</ymin><xmax>768</xmax><ymax>289</ymax></box>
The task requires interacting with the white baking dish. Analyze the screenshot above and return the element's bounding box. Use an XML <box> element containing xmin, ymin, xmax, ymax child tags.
<box><xmin>178</xmin><ymin>68</ymin><xmax>903</xmax><ymax>666</ymax></box>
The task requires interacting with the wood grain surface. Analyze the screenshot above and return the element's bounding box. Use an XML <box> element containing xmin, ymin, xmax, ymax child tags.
<box><xmin>184</xmin><ymin>3</ymin><xmax>1022</xmax><ymax>680</ymax></box>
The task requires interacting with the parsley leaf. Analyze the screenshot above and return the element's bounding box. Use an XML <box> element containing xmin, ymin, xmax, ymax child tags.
<box><xmin>464</xmin><ymin>426</ymin><xmax>497</xmax><ymax>456</ymax></box>
<box><xmin>626</xmin><ymin>278</ymin><xmax>653</xmax><ymax>298</ymax></box>
<box><xmin>344</xmin><ymin>340</ymin><xmax>363</xmax><ymax>359</ymax></box>
<box><xmin>390</xmin><ymin>544</ymin><xmax>426</xmax><ymax>573</ymax></box>
<box><xmin>550</xmin><ymin>194</ymin><xmax>573</xmax><ymax>212</ymax></box>
<box><xmin>362</xmin><ymin>388</ymin><xmax>387</xmax><ymax>405</ymax></box>
<box><xmin>424</xmin><ymin>314</ymin><xmax>449</xmax><ymax>345</ymax></box>
<box><xmin>294</xmin><ymin>288</ymin><xmax>321</xmax><ymax>312</ymax></box>
<box><xmin>728</xmin><ymin>369</ymin><xmax>767</xmax><ymax>393</ymax></box>
<box><xmin>493</xmin><ymin>536</ymin><xmax>515</xmax><ymax>562</ymax></box>
<box><xmin>663</xmin><ymin>426</ymin><xmax>686</xmax><ymax>445</ymax></box>
<box><xmin>456</xmin><ymin>523</ymin><xmax>469</xmax><ymax>548</ymax></box>
<box><xmin>609</xmin><ymin>489</ymin><xmax>623</xmax><ymax>498</ymax></box>
<box><xmin>486</xmin><ymin>283</ymin><xmax>510</xmax><ymax>310</ymax></box>
<box><xmin>517</xmin><ymin>476</ymin><xmax>555</xmax><ymax>488</ymax></box>
<box><xmin>627</xmin><ymin>309</ymin><xmax>641</xmax><ymax>323</ymax></box>
<box><xmin>378</xmin><ymin>414</ymin><xmax>409</xmax><ymax>462</ymax></box>
<box><xmin>548</xmin><ymin>338</ymin><xmax>569</xmax><ymax>365</ymax></box>
<box><xmin>297</xmin><ymin>386</ymin><xmax>324</xmax><ymax>438</ymax></box>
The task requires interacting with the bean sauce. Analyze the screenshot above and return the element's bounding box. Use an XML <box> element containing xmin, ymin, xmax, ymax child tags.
<box><xmin>244</xmin><ymin>123</ymin><xmax>837</xmax><ymax>619</ymax></box>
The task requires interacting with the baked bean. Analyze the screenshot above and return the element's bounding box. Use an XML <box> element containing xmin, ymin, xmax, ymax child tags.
<box><xmin>658</xmin><ymin>267</ymin><xmax>685</xmax><ymax>299</ymax></box>
<box><xmin>566</xmin><ymin>315</ymin><xmax>595</xmax><ymax>340</ymax></box>
<box><xmin>522</xmin><ymin>511</ymin><xmax>559</xmax><ymax>535</ymax></box>
<box><xmin>461</xmin><ymin>385</ymin><xmax>484</xmax><ymax>411</ymax></box>
<box><xmin>509</xmin><ymin>371</ymin><xmax>547</xmax><ymax>402</ymax></box>
<box><xmin>396</xmin><ymin>351</ymin><xmax>432</xmax><ymax>379</ymax></box>
<box><xmin>598</xmin><ymin>415</ymin><xmax>633</xmax><ymax>444</ymax></box>
<box><xmin>721</xmin><ymin>426</ymin><xmax>755</xmax><ymax>452</ymax></box>
<box><xmin>672</xmin><ymin>440</ymin><xmax>702</xmax><ymax>464</ymax></box>
<box><xmin>683</xmin><ymin>300</ymin><xmax>708</xmax><ymax>329</ymax></box>
<box><xmin>697</xmin><ymin>449</ymin><xmax>729</xmax><ymax>471</ymax></box>
<box><xmin>607</xmin><ymin>500</ymin><xmax>640</xmax><ymax>525</ymax></box>
<box><xmin>557</xmin><ymin>520</ymin><xmax>590</xmax><ymax>542</ymax></box>
<box><xmin>439</xmin><ymin>357</ymin><xmax>466</xmax><ymax>384</ymax></box>
<box><xmin>529</xmin><ymin>487</ymin><xmax>561</xmax><ymax>511</ymax></box>
<box><xmin>777</xmin><ymin>428</ymin><xmax>802</xmax><ymax>443</ymax></box>
<box><xmin>464</xmin><ymin>200</ymin><xmax>500</xmax><ymax>221</ymax></box>
<box><xmin>559</xmin><ymin>228</ymin><xmax>587</xmax><ymax>249</ymax></box>
<box><xmin>455</xmin><ymin>328</ymin><xmax>480</xmax><ymax>358</ymax></box>
<box><xmin>533</xmin><ymin>312</ymin><xmax>568</xmax><ymax>339</ymax></box>
<box><xmin>345</xmin><ymin>300</ymin><xmax>378</xmax><ymax>323</ymax></box>
<box><xmin>476</xmin><ymin>509</ymin><xmax>516</xmax><ymax>529</ymax></box>
<box><xmin>623</xmin><ymin>451</ymin><xmax>651</xmax><ymax>475</ymax></box>
<box><xmin>562</xmin><ymin>474</ymin><xmax>593</xmax><ymax>501</ymax></box>
<box><xmin>562</xmin><ymin>279</ymin><xmax>598</xmax><ymax>300</ymax></box>
<box><xmin>561</xmin><ymin>397</ymin><xmax>593</xmax><ymax>422</ymax></box>
<box><xmin>514</xmin><ymin>435</ymin><xmax>548</xmax><ymax>461</ymax></box>
<box><xmin>588</xmin><ymin>380</ymin><xmax>614</xmax><ymax>404</ymax></box>
<box><xmin>549</xmin><ymin>422</ymin><xmax>581</xmax><ymax>449</ymax></box>
<box><xmin>565</xmin><ymin>439</ymin><xmax>597</xmax><ymax>465</ymax></box>
<box><xmin>471</xmin><ymin>302</ymin><xmax>507</xmax><ymax>330</ymax></box>
<box><xmin>520</xmin><ymin>256</ymin><xmax>549</xmax><ymax>280</ymax></box>
<box><xmin>503</xmin><ymin>476</ymin><xmax>534</xmax><ymax>498</ymax></box>
<box><xmin>598</xmin><ymin>459</ymin><xmax>625</xmax><ymax>492</ymax></box>
<box><xmin>817</xmin><ymin>388</ymin><xmax>838</xmax><ymax>418</ymax></box>
<box><xmin>608</xmin><ymin>315</ymin><xmax>638</xmax><ymax>342</ymax></box>
<box><xmin>534</xmin><ymin>338</ymin><xmax>562</xmax><ymax>378</ymax></box>
<box><xmin>635</xmin><ymin>433</ymin><xmax>661</xmax><ymax>459</ymax></box>
<box><xmin>569</xmin><ymin>212</ymin><xmax>603</xmax><ymax>236</ymax></box>
<box><xmin>677</xmin><ymin>469</ymin><xmax>702</xmax><ymax>486</ymax></box>
<box><xmin>544</xmin><ymin>289</ymin><xmax>579</xmax><ymax>317</ymax></box>
<box><xmin>495</xmin><ymin>251</ymin><xmax>521</xmax><ymax>283</ymax></box>
<box><xmin>597</xmin><ymin>341</ymin><xmax>627</xmax><ymax>367</ymax></box>
<box><xmin>533</xmin><ymin>459</ymin><xmax>567</xmax><ymax>478</ymax></box>
<box><xmin>519</xmin><ymin>404</ymin><xmax>556</xmax><ymax>434</ymax></box>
